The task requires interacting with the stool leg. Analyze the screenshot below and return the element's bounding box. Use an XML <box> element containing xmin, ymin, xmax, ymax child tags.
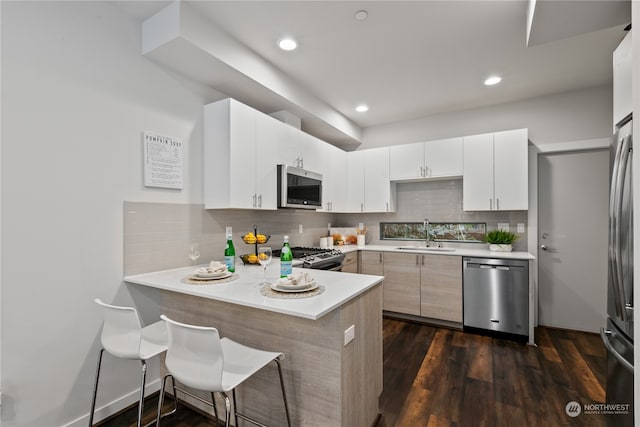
<box><xmin>88</xmin><ymin>349</ymin><xmax>105</xmax><ymax>426</ymax></box>
<box><xmin>155</xmin><ymin>374</ymin><xmax>176</xmax><ymax>427</ymax></box>
<box><xmin>275</xmin><ymin>358</ymin><xmax>292</xmax><ymax>427</ymax></box>
<box><xmin>137</xmin><ymin>360</ymin><xmax>147</xmax><ymax>427</ymax></box>
<box><xmin>219</xmin><ymin>392</ymin><xmax>231</xmax><ymax>427</ymax></box>
<box><xmin>232</xmin><ymin>388</ymin><xmax>239</xmax><ymax>427</ymax></box>
<box><xmin>210</xmin><ymin>393</ymin><xmax>219</xmax><ymax>423</ymax></box>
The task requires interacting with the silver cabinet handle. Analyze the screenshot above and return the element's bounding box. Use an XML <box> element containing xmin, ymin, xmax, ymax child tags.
<box><xmin>361</xmin><ymin>202</ymin><xmax>364</xmax><ymax>212</ymax></box>
<box><xmin>252</xmin><ymin>194</ymin><xmax>257</xmax><ymax>208</ymax></box>
<box><xmin>258</xmin><ymin>194</ymin><xmax>262</xmax><ymax>208</ymax></box>
<box><xmin>416</xmin><ymin>255</ymin><xmax>419</xmax><ymax>265</ymax></box>
<box><xmin>386</xmin><ymin>202</ymin><xmax>389</xmax><ymax>211</ymax></box>
<box><xmin>496</xmin><ymin>198</ymin><xmax>500</xmax><ymax>210</ymax></box>
<box><xmin>422</xmin><ymin>255</ymin><xmax>425</xmax><ymax>266</ymax></box>
<box><xmin>379</xmin><ymin>253</ymin><xmax>383</xmax><ymax>263</ymax></box>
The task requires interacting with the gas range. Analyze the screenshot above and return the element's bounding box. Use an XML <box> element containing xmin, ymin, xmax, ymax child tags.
<box><xmin>273</xmin><ymin>247</ymin><xmax>346</xmax><ymax>270</ymax></box>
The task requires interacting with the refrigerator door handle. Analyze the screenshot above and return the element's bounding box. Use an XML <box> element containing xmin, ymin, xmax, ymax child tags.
<box><xmin>615</xmin><ymin>135</ymin><xmax>632</xmax><ymax>320</ymax></box>
<box><xmin>609</xmin><ymin>133</ymin><xmax>625</xmax><ymax>318</ymax></box>
<box><xmin>600</xmin><ymin>328</ymin><xmax>634</xmax><ymax>373</ymax></box>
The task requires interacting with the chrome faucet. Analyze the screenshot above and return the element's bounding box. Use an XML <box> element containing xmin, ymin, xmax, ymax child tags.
<box><xmin>424</xmin><ymin>219</ymin><xmax>431</xmax><ymax>247</ymax></box>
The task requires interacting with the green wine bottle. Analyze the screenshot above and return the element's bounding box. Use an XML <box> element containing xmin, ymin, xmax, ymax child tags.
<box><xmin>224</xmin><ymin>227</ymin><xmax>236</xmax><ymax>273</ymax></box>
<box><xmin>280</xmin><ymin>235</ymin><xmax>292</xmax><ymax>278</ymax></box>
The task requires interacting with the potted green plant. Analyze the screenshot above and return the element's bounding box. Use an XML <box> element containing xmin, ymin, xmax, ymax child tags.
<box><xmin>484</xmin><ymin>229</ymin><xmax>518</xmax><ymax>252</ymax></box>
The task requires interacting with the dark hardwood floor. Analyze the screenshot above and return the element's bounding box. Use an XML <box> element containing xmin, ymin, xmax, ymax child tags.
<box><xmin>99</xmin><ymin>319</ymin><xmax>609</xmax><ymax>427</ymax></box>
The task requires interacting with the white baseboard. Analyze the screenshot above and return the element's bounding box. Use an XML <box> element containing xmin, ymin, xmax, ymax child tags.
<box><xmin>63</xmin><ymin>379</ymin><xmax>161</xmax><ymax>427</ymax></box>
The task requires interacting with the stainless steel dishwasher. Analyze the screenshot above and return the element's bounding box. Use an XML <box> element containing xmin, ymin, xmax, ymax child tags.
<box><xmin>463</xmin><ymin>257</ymin><xmax>529</xmax><ymax>337</ymax></box>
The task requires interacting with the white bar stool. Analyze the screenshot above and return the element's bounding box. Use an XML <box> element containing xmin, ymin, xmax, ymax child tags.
<box><xmin>157</xmin><ymin>314</ymin><xmax>292</xmax><ymax>427</ymax></box>
<box><xmin>89</xmin><ymin>299</ymin><xmax>176</xmax><ymax>427</ymax></box>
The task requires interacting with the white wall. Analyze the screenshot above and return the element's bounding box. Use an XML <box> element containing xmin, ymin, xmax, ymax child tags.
<box><xmin>0</xmin><ymin>2</ymin><xmax>623</xmax><ymax>426</ymax></box>
<box><xmin>1</xmin><ymin>2</ymin><xmax>223</xmax><ymax>425</ymax></box>
<box><xmin>361</xmin><ymin>84</ymin><xmax>613</xmax><ymax>148</ymax></box>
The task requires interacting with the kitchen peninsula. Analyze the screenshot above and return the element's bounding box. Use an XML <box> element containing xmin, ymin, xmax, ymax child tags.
<box><xmin>124</xmin><ymin>264</ymin><xmax>384</xmax><ymax>427</ymax></box>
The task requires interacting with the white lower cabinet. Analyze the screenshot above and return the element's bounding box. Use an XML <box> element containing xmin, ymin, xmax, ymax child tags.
<box><xmin>463</xmin><ymin>128</ymin><xmax>528</xmax><ymax>211</ymax></box>
<box><xmin>381</xmin><ymin>252</ymin><xmax>462</xmax><ymax>323</ymax></box>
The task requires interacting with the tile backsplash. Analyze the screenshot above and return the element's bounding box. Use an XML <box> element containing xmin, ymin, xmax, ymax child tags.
<box><xmin>338</xmin><ymin>179</ymin><xmax>528</xmax><ymax>250</ymax></box>
<box><xmin>123</xmin><ymin>201</ymin><xmax>338</xmax><ymax>275</ymax></box>
<box><xmin>124</xmin><ymin>180</ymin><xmax>528</xmax><ymax>274</ymax></box>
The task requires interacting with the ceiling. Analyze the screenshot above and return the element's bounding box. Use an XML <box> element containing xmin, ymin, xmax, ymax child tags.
<box><xmin>121</xmin><ymin>0</ymin><xmax>630</xmax><ymax>146</ymax></box>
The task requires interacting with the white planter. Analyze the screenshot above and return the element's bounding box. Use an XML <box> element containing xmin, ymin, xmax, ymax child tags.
<box><xmin>489</xmin><ymin>244</ymin><xmax>513</xmax><ymax>252</ymax></box>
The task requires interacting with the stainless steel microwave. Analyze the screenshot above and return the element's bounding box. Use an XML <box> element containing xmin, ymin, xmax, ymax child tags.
<box><xmin>277</xmin><ymin>164</ymin><xmax>322</xmax><ymax>209</ymax></box>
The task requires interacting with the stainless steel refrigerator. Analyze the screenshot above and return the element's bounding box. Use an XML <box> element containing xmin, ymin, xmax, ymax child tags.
<box><xmin>601</xmin><ymin>115</ymin><xmax>634</xmax><ymax>426</ymax></box>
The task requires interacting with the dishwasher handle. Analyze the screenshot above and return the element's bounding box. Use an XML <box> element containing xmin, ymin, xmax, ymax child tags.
<box><xmin>468</xmin><ymin>263</ymin><xmax>518</xmax><ymax>271</ymax></box>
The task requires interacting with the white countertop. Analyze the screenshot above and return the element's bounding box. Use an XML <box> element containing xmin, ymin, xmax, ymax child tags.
<box><xmin>335</xmin><ymin>244</ymin><xmax>535</xmax><ymax>260</ymax></box>
<box><xmin>124</xmin><ymin>263</ymin><xmax>383</xmax><ymax>321</ymax></box>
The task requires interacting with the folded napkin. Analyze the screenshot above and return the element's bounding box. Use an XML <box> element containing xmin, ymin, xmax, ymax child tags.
<box><xmin>197</xmin><ymin>261</ymin><xmax>227</xmax><ymax>274</ymax></box>
<box><xmin>280</xmin><ymin>271</ymin><xmax>314</xmax><ymax>287</ymax></box>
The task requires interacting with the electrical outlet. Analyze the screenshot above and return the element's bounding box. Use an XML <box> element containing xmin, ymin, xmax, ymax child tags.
<box><xmin>359</xmin><ymin>222</ymin><xmax>364</xmax><ymax>231</ymax></box>
<box><xmin>344</xmin><ymin>324</ymin><xmax>355</xmax><ymax>346</ymax></box>
<box><xmin>299</xmin><ymin>224</ymin><xmax>304</xmax><ymax>233</ymax></box>
<box><xmin>498</xmin><ymin>223</ymin><xmax>509</xmax><ymax>232</ymax></box>
<box><xmin>517</xmin><ymin>223</ymin><xmax>525</xmax><ymax>233</ymax></box>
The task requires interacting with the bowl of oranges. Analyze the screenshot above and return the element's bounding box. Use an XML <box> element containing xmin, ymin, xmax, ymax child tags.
<box><xmin>242</xmin><ymin>232</ymin><xmax>269</xmax><ymax>244</ymax></box>
<box><xmin>240</xmin><ymin>252</ymin><xmax>269</xmax><ymax>265</ymax></box>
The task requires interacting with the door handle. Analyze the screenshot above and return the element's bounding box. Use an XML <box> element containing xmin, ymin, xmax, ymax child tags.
<box><xmin>540</xmin><ymin>245</ymin><xmax>547</xmax><ymax>251</ymax></box>
<box><xmin>540</xmin><ymin>244</ymin><xmax>557</xmax><ymax>253</ymax></box>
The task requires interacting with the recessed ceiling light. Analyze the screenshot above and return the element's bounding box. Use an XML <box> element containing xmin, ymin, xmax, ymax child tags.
<box><xmin>278</xmin><ymin>38</ymin><xmax>297</xmax><ymax>51</ymax></box>
<box><xmin>354</xmin><ymin>10</ymin><xmax>368</xmax><ymax>21</ymax></box>
<box><xmin>484</xmin><ymin>76</ymin><xmax>502</xmax><ymax>86</ymax></box>
<box><xmin>355</xmin><ymin>104</ymin><xmax>369</xmax><ymax>113</ymax></box>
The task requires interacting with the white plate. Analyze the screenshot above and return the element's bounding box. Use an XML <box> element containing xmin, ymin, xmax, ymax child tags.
<box><xmin>270</xmin><ymin>282</ymin><xmax>318</xmax><ymax>293</ymax></box>
<box><xmin>193</xmin><ymin>270</ymin><xmax>228</xmax><ymax>279</ymax></box>
<box><xmin>188</xmin><ymin>271</ymin><xmax>232</xmax><ymax>281</ymax></box>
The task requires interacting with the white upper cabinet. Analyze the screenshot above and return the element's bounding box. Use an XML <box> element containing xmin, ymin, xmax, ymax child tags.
<box><xmin>365</xmin><ymin>147</ymin><xmax>394</xmax><ymax>212</ymax></box>
<box><xmin>278</xmin><ymin>127</ymin><xmax>320</xmax><ymax>172</ymax></box>
<box><xmin>389</xmin><ymin>142</ymin><xmax>424</xmax><ymax>180</ymax></box>
<box><xmin>204</xmin><ymin>99</ymin><xmax>277</xmax><ymax>210</ymax></box>
<box><xmin>613</xmin><ymin>31</ymin><xmax>632</xmax><ymax>127</ymax></box>
<box><xmin>493</xmin><ymin>129</ymin><xmax>528</xmax><ymax>210</ymax></box>
<box><xmin>254</xmin><ymin>113</ymin><xmax>282</xmax><ymax>210</ymax></box>
<box><xmin>424</xmin><ymin>137</ymin><xmax>463</xmax><ymax>178</ymax></box>
<box><xmin>462</xmin><ymin>133</ymin><xmax>494</xmax><ymax>211</ymax></box>
<box><xmin>346</xmin><ymin>151</ymin><xmax>365</xmax><ymax>213</ymax></box>
<box><xmin>317</xmin><ymin>143</ymin><xmax>347</xmax><ymax>212</ymax></box>
<box><xmin>463</xmin><ymin>129</ymin><xmax>528</xmax><ymax>211</ymax></box>
<box><xmin>389</xmin><ymin>137</ymin><xmax>463</xmax><ymax>181</ymax></box>
<box><xmin>347</xmin><ymin>148</ymin><xmax>395</xmax><ymax>213</ymax></box>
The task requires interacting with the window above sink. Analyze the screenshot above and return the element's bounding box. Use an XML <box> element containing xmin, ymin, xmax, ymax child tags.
<box><xmin>380</xmin><ymin>222</ymin><xmax>486</xmax><ymax>243</ymax></box>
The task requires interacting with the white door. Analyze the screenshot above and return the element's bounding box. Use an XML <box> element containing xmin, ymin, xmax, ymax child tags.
<box><xmin>538</xmin><ymin>149</ymin><xmax>609</xmax><ymax>332</ymax></box>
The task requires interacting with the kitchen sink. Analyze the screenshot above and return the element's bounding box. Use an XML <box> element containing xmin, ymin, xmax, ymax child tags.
<box><xmin>395</xmin><ymin>246</ymin><xmax>456</xmax><ymax>253</ymax></box>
